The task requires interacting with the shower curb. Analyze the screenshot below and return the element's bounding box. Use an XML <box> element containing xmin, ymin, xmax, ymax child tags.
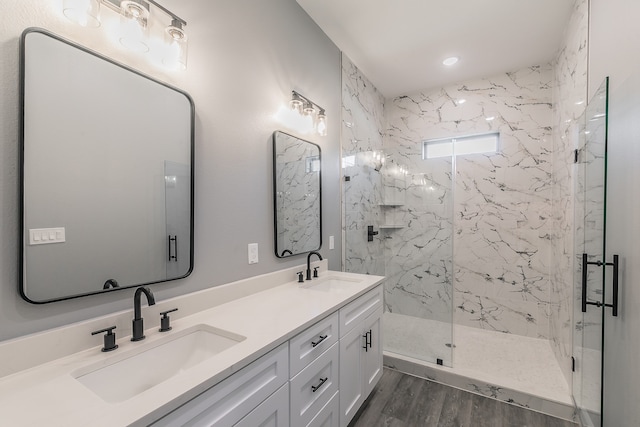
<box><xmin>383</xmin><ymin>351</ymin><xmax>578</xmax><ymax>422</ymax></box>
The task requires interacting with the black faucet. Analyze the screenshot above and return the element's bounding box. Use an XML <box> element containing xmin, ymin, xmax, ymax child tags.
<box><xmin>103</xmin><ymin>279</ymin><xmax>119</xmax><ymax>289</ymax></box>
<box><xmin>306</xmin><ymin>251</ymin><xmax>323</xmax><ymax>280</ymax></box>
<box><xmin>131</xmin><ymin>286</ymin><xmax>156</xmax><ymax>341</ymax></box>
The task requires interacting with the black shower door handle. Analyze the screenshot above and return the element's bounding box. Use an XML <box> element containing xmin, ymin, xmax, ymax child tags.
<box><xmin>581</xmin><ymin>253</ymin><xmax>619</xmax><ymax>316</ymax></box>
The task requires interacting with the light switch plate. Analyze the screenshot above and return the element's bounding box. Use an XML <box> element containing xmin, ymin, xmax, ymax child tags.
<box><xmin>29</xmin><ymin>227</ymin><xmax>66</xmax><ymax>245</ymax></box>
<box><xmin>248</xmin><ymin>243</ymin><xmax>259</xmax><ymax>264</ymax></box>
<box><xmin>329</xmin><ymin>235</ymin><xmax>335</xmax><ymax>250</ymax></box>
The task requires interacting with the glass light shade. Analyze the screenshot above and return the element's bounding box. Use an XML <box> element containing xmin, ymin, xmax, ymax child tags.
<box><xmin>63</xmin><ymin>0</ymin><xmax>101</xmax><ymax>28</ymax></box>
<box><xmin>119</xmin><ymin>0</ymin><xmax>150</xmax><ymax>53</ymax></box>
<box><xmin>290</xmin><ymin>93</ymin><xmax>303</xmax><ymax>113</ymax></box>
<box><xmin>303</xmin><ymin>101</ymin><xmax>315</xmax><ymax>116</ymax></box>
<box><xmin>162</xmin><ymin>22</ymin><xmax>188</xmax><ymax>69</ymax></box>
<box><xmin>316</xmin><ymin>112</ymin><xmax>327</xmax><ymax>136</ymax></box>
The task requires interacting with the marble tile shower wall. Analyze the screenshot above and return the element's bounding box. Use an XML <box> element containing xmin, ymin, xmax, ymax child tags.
<box><xmin>341</xmin><ymin>54</ymin><xmax>386</xmax><ymax>276</ymax></box>
<box><xmin>381</xmin><ymin>127</ymin><xmax>454</xmax><ymax>325</ymax></box>
<box><xmin>384</xmin><ymin>65</ymin><xmax>555</xmax><ymax>338</ymax></box>
<box><xmin>550</xmin><ymin>0</ymin><xmax>588</xmax><ymax>384</ymax></box>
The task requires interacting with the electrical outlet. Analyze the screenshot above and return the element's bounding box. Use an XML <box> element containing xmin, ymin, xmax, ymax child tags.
<box><xmin>248</xmin><ymin>243</ymin><xmax>259</xmax><ymax>264</ymax></box>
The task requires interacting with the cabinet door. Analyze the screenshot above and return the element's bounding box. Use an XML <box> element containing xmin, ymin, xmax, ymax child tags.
<box><xmin>234</xmin><ymin>383</ymin><xmax>289</xmax><ymax>427</ymax></box>
<box><xmin>339</xmin><ymin>324</ymin><xmax>365</xmax><ymax>427</ymax></box>
<box><xmin>308</xmin><ymin>390</ymin><xmax>340</xmax><ymax>427</ymax></box>
<box><xmin>362</xmin><ymin>307</ymin><xmax>383</xmax><ymax>397</ymax></box>
<box><xmin>151</xmin><ymin>344</ymin><xmax>288</xmax><ymax>427</ymax></box>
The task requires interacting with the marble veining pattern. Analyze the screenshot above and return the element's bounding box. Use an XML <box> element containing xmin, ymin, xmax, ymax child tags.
<box><xmin>274</xmin><ymin>132</ymin><xmax>321</xmax><ymax>255</ymax></box>
<box><xmin>384</xmin><ymin>65</ymin><xmax>554</xmax><ymax>339</ymax></box>
<box><xmin>342</xmin><ymin>53</ymin><xmax>386</xmax><ymax>276</ymax></box>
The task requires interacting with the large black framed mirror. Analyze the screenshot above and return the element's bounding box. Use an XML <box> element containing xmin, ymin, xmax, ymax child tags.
<box><xmin>20</xmin><ymin>28</ymin><xmax>194</xmax><ymax>303</ymax></box>
<box><xmin>273</xmin><ymin>131</ymin><xmax>322</xmax><ymax>257</ymax></box>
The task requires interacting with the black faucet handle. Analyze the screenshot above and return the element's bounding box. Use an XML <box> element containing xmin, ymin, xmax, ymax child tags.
<box><xmin>91</xmin><ymin>326</ymin><xmax>118</xmax><ymax>352</ymax></box>
<box><xmin>313</xmin><ymin>266</ymin><xmax>319</xmax><ymax>278</ymax></box>
<box><xmin>297</xmin><ymin>271</ymin><xmax>304</xmax><ymax>283</ymax></box>
<box><xmin>159</xmin><ymin>308</ymin><xmax>178</xmax><ymax>332</ymax></box>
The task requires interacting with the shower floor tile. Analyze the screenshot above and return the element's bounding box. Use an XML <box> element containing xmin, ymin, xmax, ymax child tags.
<box><xmin>382</xmin><ymin>313</ymin><xmax>575</xmax><ymax>420</ymax></box>
<box><xmin>453</xmin><ymin>325</ymin><xmax>571</xmax><ymax>405</ymax></box>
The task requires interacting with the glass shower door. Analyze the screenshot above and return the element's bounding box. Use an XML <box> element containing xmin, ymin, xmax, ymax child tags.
<box><xmin>573</xmin><ymin>77</ymin><xmax>609</xmax><ymax>427</ymax></box>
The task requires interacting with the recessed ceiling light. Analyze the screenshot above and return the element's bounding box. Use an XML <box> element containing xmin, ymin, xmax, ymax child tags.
<box><xmin>443</xmin><ymin>56</ymin><xmax>459</xmax><ymax>66</ymax></box>
<box><xmin>456</xmin><ymin>99</ymin><xmax>466</xmax><ymax>105</ymax></box>
<box><xmin>485</xmin><ymin>116</ymin><xmax>495</xmax><ymax>121</ymax></box>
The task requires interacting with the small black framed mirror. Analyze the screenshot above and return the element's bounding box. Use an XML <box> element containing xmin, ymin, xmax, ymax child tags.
<box><xmin>272</xmin><ymin>131</ymin><xmax>322</xmax><ymax>257</ymax></box>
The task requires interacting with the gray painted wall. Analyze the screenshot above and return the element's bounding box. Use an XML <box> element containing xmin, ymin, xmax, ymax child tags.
<box><xmin>590</xmin><ymin>0</ymin><xmax>640</xmax><ymax>425</ymax></box>
<box><xmin>0</xmin><ymin>0</ymin><xmax>341</xmax><ymax>341</ymax></box>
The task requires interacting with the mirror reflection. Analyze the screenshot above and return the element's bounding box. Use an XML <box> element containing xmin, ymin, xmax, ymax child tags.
<box><xmin>20</xmin><ymin>28</ymin><xmax>194</xmax><ymax>303</ymax></box>
<box><xmin>273</xmin><ymin>131</ymin><xmax>322</xmax><ymax>257</ymax></box>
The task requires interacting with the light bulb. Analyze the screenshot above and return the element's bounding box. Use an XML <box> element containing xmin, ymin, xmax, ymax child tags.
<box><xmin>63</xmin><ymin>0</ymin><xmax>101</xmax><ymax>28</ymax></box>
<box><xmin>163</xmin><ymin>20</ymin><xmax>188</xmax><ymax>69</ymax></box>
<box><xmin>290</xmin><ymin>93</ymin><xmax>303</xmax><ymax>114</ymax></box>
<box><xmin>443</xmin><ymin>56</ymin><xmax>459</xmax><ymax>66</ymax></box>
<box><xmin>119</xmin><ymin>0</ymin><xmax>149</xmax><ymax>53</ymax></box>
<box><xmin>303</xmin><ymin>101</ymin><xmax>315</xmax><ymax>116</ymax></box>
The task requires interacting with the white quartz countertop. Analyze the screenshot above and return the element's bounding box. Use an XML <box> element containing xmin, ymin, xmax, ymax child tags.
<box><xmin>0</xmin><ymin>266</ymin><xmax>384</xmax><ymax>426</ymax></box>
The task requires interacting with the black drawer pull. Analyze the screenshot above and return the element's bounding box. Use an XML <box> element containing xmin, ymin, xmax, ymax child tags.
<box><xmin>311</xmin><ymin>377</ymin><xmax>328</xmax><ymax>393</ymax></box>
<box><xmin>311</xmin><ymin>335</ymin><xmax>328</xmax><ymax>347</ymax></box>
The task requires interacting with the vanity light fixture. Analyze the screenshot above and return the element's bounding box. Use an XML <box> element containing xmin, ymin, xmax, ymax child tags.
<box><xmin>62</xmin><ymin>0</ymin><xmax>189</xmax><ymax>70</ymax></box>
<box><xmin>289</xmin><ymin>91</ymin><xmax>328</xmax><ymax>136</ymax></box>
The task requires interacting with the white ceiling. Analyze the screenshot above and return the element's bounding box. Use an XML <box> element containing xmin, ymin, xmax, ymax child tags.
<box><xmin>296</xmin><ymin>0</ymin><xmax>575</xmax><ymax>98</ymax></box>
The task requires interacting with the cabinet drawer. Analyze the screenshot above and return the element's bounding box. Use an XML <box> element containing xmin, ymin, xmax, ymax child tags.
<box><xmin>234</xmin><ymin>383</ymin><xmax>289</xmax><ymax>427</ymax></box>
<box><xmin>289</xmin><ymin>312</ymin><xmax>339</xmax><ymax>377</ymax></box>
<box><xmin>151</xmin><ymin>343</ymin><xmax>289</xmax><ymax>427</ymax></box>
<box><xmin>307</xmin><ymin>390</ymin><xmax>339</xmax><ymax>427</ymax></box>
<box><xmin>290</xmin><ymin>342</ymin><xmax>339</xmax><ymax>427</ymax></box>
<box><xmin>339</xmin><ymin>285</ymin><xmax>383</xmax><ymax>337</ymax></box>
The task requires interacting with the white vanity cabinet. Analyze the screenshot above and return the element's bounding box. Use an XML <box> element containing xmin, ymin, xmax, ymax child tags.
<box><xmin>151</xmin><ymin>343</ymin><xmax>289</xmax><ymax>427</ymax></box>
<box><xmin>338</xmin><ymin>286</ymin><xmax>384</xmax><ymax>427</ymax></box>
<box><xmin>151</xmin><ymin>285</ymin><xmax>383</xmax><ymax>427</ymax></box>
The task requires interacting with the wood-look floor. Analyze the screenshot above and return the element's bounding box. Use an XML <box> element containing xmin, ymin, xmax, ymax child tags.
<box><xmin>349</xmin><ymin>369</ymin><xmax>578</xmax><ymax>427</ymax></box>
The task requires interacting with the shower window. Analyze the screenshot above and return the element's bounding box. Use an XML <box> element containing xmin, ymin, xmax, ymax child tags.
<box><xmin>422</xmin><ymin>132</ymin><xmax>500</xmax><ymax>159</ymax></box>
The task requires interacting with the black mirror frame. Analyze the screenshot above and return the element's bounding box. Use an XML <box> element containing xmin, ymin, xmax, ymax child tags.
<box><xmin>272</xmin><ymin>130</ymin><xmax>322</xmax><ymax>258</ymax></box>
<box><xmin>19</xmin><ymin>28</ymin><xmax>195</xmax><ymax>304</ymax></box>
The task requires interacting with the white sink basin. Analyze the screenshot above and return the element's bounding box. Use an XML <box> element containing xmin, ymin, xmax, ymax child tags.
<box><xmin>73</xmin><ymin>324</ymin><xmax>246</xmax><ymax>403</ymax></box>
<box><xmin>302</xmin><ymin>275</ymin><xmax>363</xmax><ymax>292</ymax></box>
